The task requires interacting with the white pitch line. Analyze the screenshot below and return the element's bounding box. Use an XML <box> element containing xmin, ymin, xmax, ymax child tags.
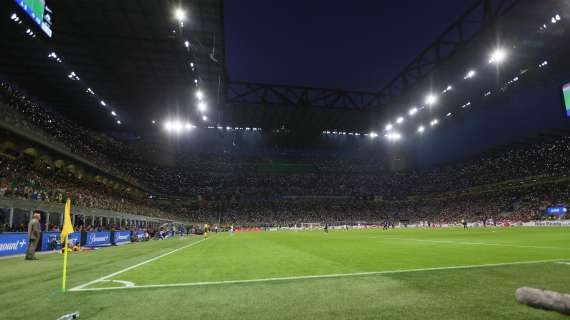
<box><xmin>556</xmin><ymin>262</ymin><xmax>570</xmax><ymax>266</ymax></box>
<box><xmin>70</xmin><ymin>258</ymin><xmax>570</xmax><ymax>292</ymax></box>
<box><xmin>69</xmin><ymin>238</ymin><xmax>208</xmax><ymax>291</ymax></box>
<box><xmin>99</xmin><ymin>279</ymin><xmax>136</xmax><ymax>288</ymax></box>
<box><xmin>370</xmin><ymin>237</ymin><xmax>570</xmax><ymax>251</ymax></box>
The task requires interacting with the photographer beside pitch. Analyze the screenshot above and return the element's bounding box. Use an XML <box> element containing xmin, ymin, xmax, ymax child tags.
<box><xmin>25</xmin><ymin>211</ymin><xmax>41</xmax><ymax>260</ymax></box>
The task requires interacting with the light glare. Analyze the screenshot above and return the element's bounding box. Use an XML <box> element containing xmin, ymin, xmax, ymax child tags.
<box><xmin>198</xmin><ymin>101</ymin><xmax>207</xmax><ymax>112</ymax></box>
<box><xmin>174</xmin><ymin>8</ymin><xmax>186</xmax><ymax>21</ymax></box>
<box><xmin>489</xmin><ymin>48</ymin><xmax>507</xmax><ymax>64</ymax></box>
<box><xmin>464</xmin><ymin>70</ymin><xmax>476</xmax><ymax>79</ymax></box>
<box><xmin>425</xmin><ymin>94</ymin><xmax>438</xmax><ymax>106</ymax></box>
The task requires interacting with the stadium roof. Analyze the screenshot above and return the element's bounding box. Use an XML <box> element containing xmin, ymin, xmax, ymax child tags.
<box><xmin>0</xmin><ymin>0</ymin><xmax>568</xmax><ymax>137</ymax></box>
<box><xmin>0</xmin><ymin>0</ymin><xmax>225</xmax><ymax>131</ymax></box>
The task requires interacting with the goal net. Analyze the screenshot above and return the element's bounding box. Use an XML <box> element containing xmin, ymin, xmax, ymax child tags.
<box><xmin>299</xmin><ymin>223</ymin><xmax>322</xmax><ymax>230</ymax></box>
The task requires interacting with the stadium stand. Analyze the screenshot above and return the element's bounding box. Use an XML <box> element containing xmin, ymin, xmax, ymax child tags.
<box><xmin>2</xmin><ymin>77</ymin><xmax>570</xmax><ymax>228</ymax></box>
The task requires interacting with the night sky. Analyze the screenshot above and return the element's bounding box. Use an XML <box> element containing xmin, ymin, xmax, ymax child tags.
<box><xmin>224</xmin><ymin>0</ymin><xmax>469</xmax><ymax>91</ymax></box>
<box><xmin>224</xmin><ymin>1</ymin><xmax>570</xmax><ymax>165</ymax></box>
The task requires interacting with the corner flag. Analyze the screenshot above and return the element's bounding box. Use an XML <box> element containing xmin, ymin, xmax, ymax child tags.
<box><xmin>61</xmin><ymin>199</ymin><xmax>74</xmax><ymax>241</ymax></box>
<box><xmin>61</xmin><ymin>199</ymin><xmax>73</xmax><ymax>292</ymax></box>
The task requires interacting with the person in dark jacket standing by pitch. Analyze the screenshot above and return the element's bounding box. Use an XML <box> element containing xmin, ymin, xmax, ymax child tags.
<box><xmin>25</xmin><ymin>211</ymin><xmax>41</xmax><ymax>260</ymax></box>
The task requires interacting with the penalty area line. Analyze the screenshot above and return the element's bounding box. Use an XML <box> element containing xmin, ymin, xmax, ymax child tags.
<box><xmin>70</xmin><ymin>258</ymin><xmax>570</xmax><ymax>292</ymax></box>
<box><xmin>69</xmin><ymin>237</ymin><xmax>209</xmax><ymax>292</ymax></box>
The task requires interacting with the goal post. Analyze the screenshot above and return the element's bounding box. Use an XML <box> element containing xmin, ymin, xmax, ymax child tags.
<box><xmin>300</xmin><ymin>222</ymin><xmax>322</xmax><ymax>230</ymax></box>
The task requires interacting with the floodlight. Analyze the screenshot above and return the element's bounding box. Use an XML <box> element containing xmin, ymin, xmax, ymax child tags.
<box><xmin>370</xmin><ymin>132</ymin><xmax>378</xmax><ymax>138</ymax></box>
<box><xmin>198</xmin><ymin>102</ymin><xmax>207</xmax><ymax>112</ymax></box>
<box><xmin>489</xmin><ymin>48</ymin><xmax>507</xmax><ymax>64</ymax></box>
<box><xmin>174</xmin><ymin>8</ymin><xmax>186</xmax><ymax>21</ymax></box>
<box><xmin>116</xmin><ymin>120</ymin><xmax>121</xmax><ymax>125</ymax></box>
<box><xmin>385</xmin><ymin>132</ymin><xmax>402</xmax><ymax>141</ymax></box>
<box><xmin>408</xmin><ymin>108</ymin><xmax>418</xmax><ymax>116</ymax></box>
<box><xmin>425</xmin><ymin>94</ymin><xmax>438</xmax><ymax>106</ymax></box>
<box><xmin>111</xmin><ymin>111</ymin><xmax>117</xmax><ymax>116</ymax></box>
<box><xmin>555</xmin><ymin>14</ymin><xmax>561</xmax><ymax>21</ymax></box>
<box><xmin>196</xmin><ymin>90</ymin><xmax>204</xmax><ymax>100</ymax></box>
<box><xmin>184</xmin><ymin>41</ymin><xmax>190</xmax><ymax>48</ymax></box>
<box><xmin>100</xmin><ymin>100</ymin><xmax>106</xmax><ymax>107</ymax></box>
<box><xmin>430</xmin><ymin>119</ymin><xmax>439</xmax><ymax>126</ymax></box>
<box><xmin>385</xmin><ymin>123</ymin><xmax>393</xmax><ymax>131</ymax></box>
<box><xmin>396</xmin><ymin>117</ymin><xmax>404</xmax><ymax>124</ymax></box>
<box><xmin>418</xmin><ymin>126</ymin><xmax>425</xmax><ymax>133</ymax></box>
<box><xmin>464</xmin><ymin>70</ymin><xmax>476</xmax><ymax>79</ymax></box>
<box><xmin>202</xmin><ymin>115</ymin><xmax>208</xmax><ymax>121</ymax></box>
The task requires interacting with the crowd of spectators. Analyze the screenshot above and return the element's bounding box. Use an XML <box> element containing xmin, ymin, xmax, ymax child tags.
<box><xmin>169</xmin><ymin>180</ymin><xmax>569</xmax><ymax>225</ymax></box>
<box><xmin>1</xmin><ymin>79</ymin><xmax>569</xmax><ymax>225</ymax></box>
<box><xmin>0</xmin><ymin>156</ymin><xmax>172</xmax><ymax>219</ymax></box>
<box><xmin>0</xmin><ymin>80</ymin><xmax>146</xmax><ymax>188</ymax></box>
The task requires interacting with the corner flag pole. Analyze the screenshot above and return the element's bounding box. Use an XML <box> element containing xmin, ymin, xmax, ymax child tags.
<box><xmin>61</xmin><ymin>235</ymin><xmax>69</xmax><ymax>293</ymax></box>
<box><xmin>60</xmin><ymin>199</ymin><xmax>74</xmax><ymax>293</ymax></box>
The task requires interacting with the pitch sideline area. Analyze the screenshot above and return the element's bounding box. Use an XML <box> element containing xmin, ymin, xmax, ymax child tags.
<box><xmin>3</xmin><ymin>228</ymin><xmax>570</xmax><ymax>320</ymax></box>
<box><xmin>69</xmin><ymin>228</ymin><xmax>570</xmax><ymax>293</ymax></box>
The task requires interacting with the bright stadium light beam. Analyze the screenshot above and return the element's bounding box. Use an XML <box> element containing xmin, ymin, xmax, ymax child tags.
<box><xmin>195</xmin><ymin>90</ymin><xmax>204</xmax><ymax>100</ymax></box>
<box><xmin>385</xmin><ymin>123</ymin><xmax>393</xmax><ymax>131</ymax></box>
<box><xmin>418</xmin><ymin>125</ymin><xmax>425</xmax><ymax>134</ymax></box>
<box><xmin>111</xmin><ymin>111</ymin><xmax>117</xmax><ymax>116</ymax></box>
<box><xmin>164</xmin><ymin>120</ymin><xmax>185</xmax><ymax>133</ymax></box>
<box><xmin>369</xmin><ymin>132</ymin><xmax>379</xmax><ymax>138</ymax></box>
<box><xmin>202</xmin><ymin>115</ymin><xmax>208</xmax><ymax>121</ymax></box>
<box><xmin>408</xmin><ymin>107</ymin><xmax>418</xmax><ymax>116</ymax></box>
<box><xmin>489</xmin><ymin>48</ymin><xmax>507</xmax><ymax>64</ymax></box>
<box><xmin>100</xmin><ymin>100</ymin><xmax>106</xmax><ymax>107</ymax></box>
<box><xmin>464</xmin><ymin>70</ymin><xmax>476</xmax><ymax>80</ymax></box>
<box><xmin>425</xmin><ymin>94</ymin><xmax>438</xmax><ymax>106</ymax></box>
<box><xmin>396</xmin><ymin>117</ymin><xmax>404</xmax><ymax>125</ymax></box>
<box><xmin>198</xmin><ymin>101</ymin><xmax>207</xmax><ymax>112</ymax></box>
<box><xmin>174</xmin><ymin>8</ymin><xmax>186</xmax><ymax>21</ymax></box>
<box><xmin>385</xmin><ymin>132</ymin><xmax>402</xmax><ymax>142</ymax></box>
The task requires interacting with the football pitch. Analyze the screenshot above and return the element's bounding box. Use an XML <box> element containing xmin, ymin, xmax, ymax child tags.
<box><xmin>1</xmin><ymin>228</ymin><xmax>570</xmax><ymax>319</ymax></box>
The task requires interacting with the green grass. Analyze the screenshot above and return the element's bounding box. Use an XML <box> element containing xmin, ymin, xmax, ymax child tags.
<box><xmin>1</xmin><ymin>228</ymin><xmax>570</xmax><ymax>319</ymax></box>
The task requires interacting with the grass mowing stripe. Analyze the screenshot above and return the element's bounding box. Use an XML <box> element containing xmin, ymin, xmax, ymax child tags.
<box><xmin>70</xmin><ymin>258</ymin><xmax>570</xmax><ymax>292</ymax></box>
<box><xmin>371</xmin><ymin>236</ymin><xmax>570</xmax><ymax>250</ymax></box>
<box><xmin>69</xmin><ymin>237</ymin><xmax>209</xmax><ymax>291</ymax></box>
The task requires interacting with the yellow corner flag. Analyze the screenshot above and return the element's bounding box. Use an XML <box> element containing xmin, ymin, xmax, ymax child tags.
<box><xmin>61</xmin><ymin>199</ymin><xmax>74</xmax><ymax>241</ymax></box>
<box><xmin>61</xmin><ymin>199</ymin><xmax>74</xmax><ymax>293</ymax></box>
